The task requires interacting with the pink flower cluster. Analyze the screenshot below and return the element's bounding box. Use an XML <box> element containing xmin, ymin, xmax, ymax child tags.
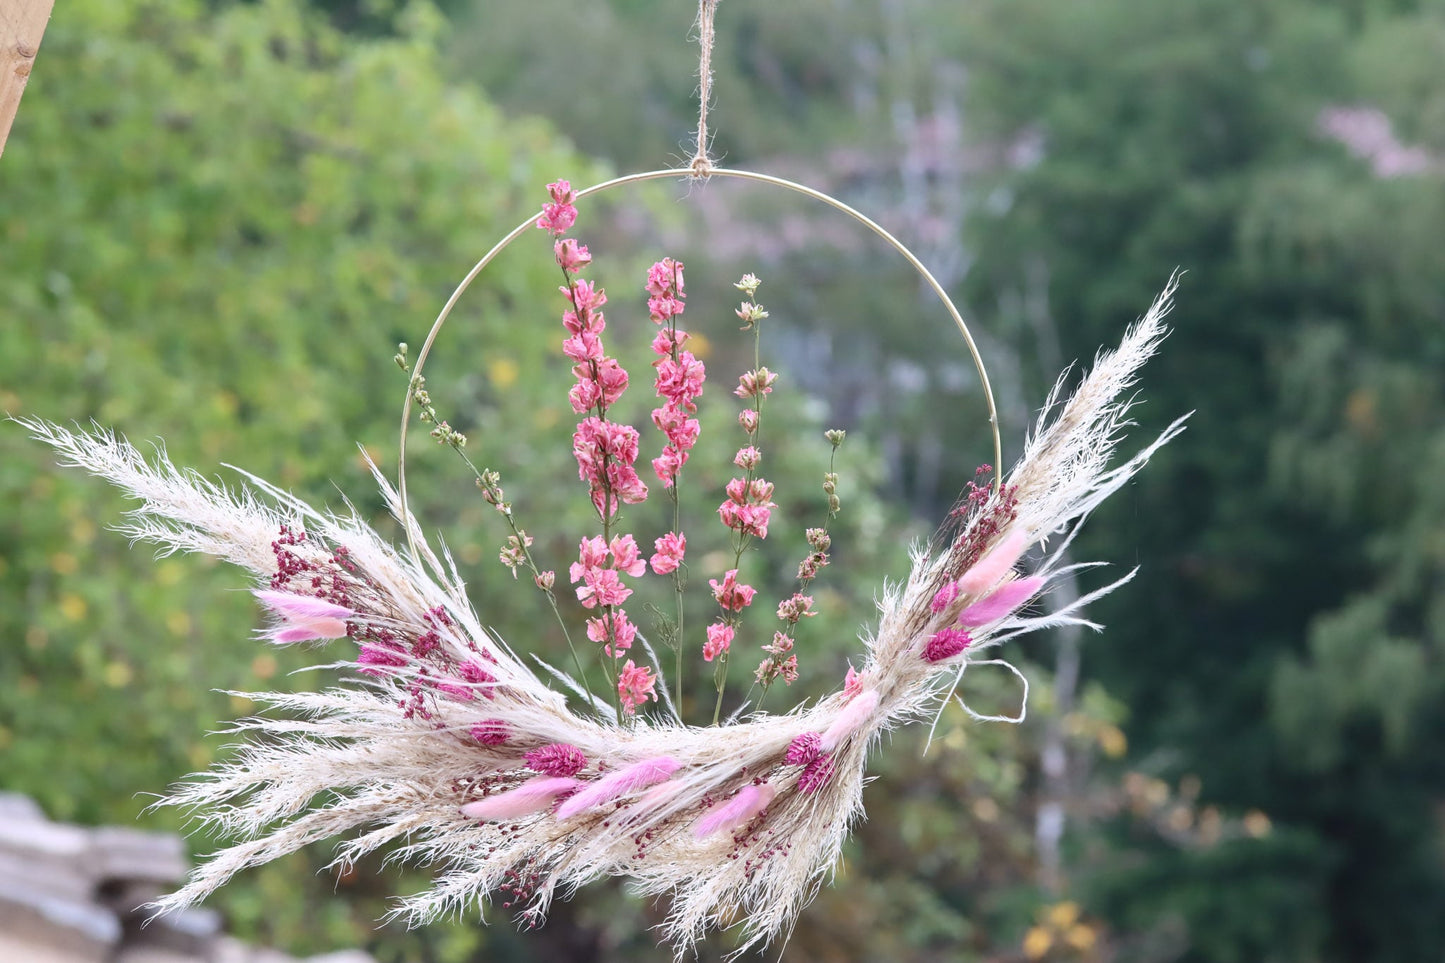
<box><xmin>649</xmin><ymin>531</ymin><xmax>686</xmax><ymax>575</ymax></box>
<box><xmin>704</xmin><ymin>569</ymin><xmax>757</xmax><ymax>663</ymax></box>
<box><xmin>617</xmin><ymin>659</ymin><xmax>658</xmax><ymax>715</ymax></box>
<box><xmin>536</xmin><ymin>179</ymin><xmax>578</xmax><ymax>236</ymax></box>
<box><xmin>703</xmin><ymin>621</ymin><xmax>734</xmax><ymax>662</ymax></box>
<box><xmin>544</xmin><ymin>181</ymin><xmax>648</xmax><ymax>520</ymax></box>
<box><xmin>647</xmin><ymin>258</ymin><xmax>705</xmax><ymax>488</ymax></box>
<box><xmin>756</xmin><ymin>592</ymin><xmax>815</xmax><ymax>686</ymax></box>
<box><xmin>718</xmin><ymin>476</ymin><xmax>776</xmax><ymax>539</ymax></box>
<box><xmin>570</xmin><ymin>534</ymin><xmax>644</xmax><ymax>656</ymax></box>
<box><xmin>710</xmin><ymin>569</ymin><xmax>756</xmax><ymax>612</ymax></box>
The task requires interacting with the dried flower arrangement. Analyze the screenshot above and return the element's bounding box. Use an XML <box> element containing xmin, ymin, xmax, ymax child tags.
<box><xmin>20</xmin><ymin>4</ymin><xmax>1187</xmax><ymax>956</ymax></box>
<box><xmin>20</xmin><ymin>176</ymin><xmax>1183</xmax><ymax>951</ymax></box>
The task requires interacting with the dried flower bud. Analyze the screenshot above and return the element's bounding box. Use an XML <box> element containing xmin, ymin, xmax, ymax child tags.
<box><xmin>776</xmin><ymin>594</ymin><xmax>816</xmax><ymax>623</ymax></box>
<box><xmin>798</xmin><ymin>752</ymin><xmax>835</xmax><ymax>794</ymax></box>
<box><xmin>806</xmin><ymin>528</ymin><xmax>831</xmax><ymax>552</ymax></box>
<box><xmin>498</xmin><ymin>532</ymin><xmax>533</xmax><ymax>577</ymax></box>
<box><xmin>785</xmin><ymin>732</ymin><xmax>821</xmax><ymax>766</ymax></box>
<box><xmin>734</xmin><ymin>367</ymin><xmax>777</xmax><ymax>399</ymax></box>
<box><xmin>478</xmin><ymin>469</ymin><xmax>504</xmax><ymax>506</ymax></box>
<box><xmin>534</xmin><ymin>570</ymin><xmax>555</xmax><ymax>591</ymax></box>
<box><xmin>733</xmin><ymin>446</ymin><xmax>762</xmax><ymax>470</ymax></box>
<box><xmin>763</xmin><ymin>631</ymin><xmax>794</xmax><ymax>655</ymax></box>
<box><xmin>739</xmin><ymin>409</ymin><xmax>760</xmax><ymax>434</ymax></box>
<box><xmin>825</xmin><ymin>428</ymin><xmax>846</xmax><ymax>447</ymax></box>
<box><xmin>525</xmin><ymin>742</ymin><xmax>588</xmax><ymax>778</ymax></box>
<box><xmin>735</xmin><ymin>301</ymin><xmax>769</xmax><ymax>328</ymax></box>
<box><xmin>394</xmin><ymin>343</ymin><xmax>410</xmax><ymax>370</ymax></box>
<box><xmin>470</xmin><ymin>719</ymin><xmax>509</xmax><ymax>746</ymax></box>
<box><xmin>828</xmin><ymin>494</ymin><xmax>841</xmax><ymax>514</ymax></box>
<box><xmin>734</xmin><ymin>273</ymin><xmax>762</xmax><ymax>298</ymax></box>
<box><xmin>923</xmin><ymin>627</ymin><xmax>972</xmax><ymax>663</ymax></box>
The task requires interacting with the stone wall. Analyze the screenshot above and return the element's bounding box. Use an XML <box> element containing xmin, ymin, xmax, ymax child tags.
<box><xmin>0</xmin><ymin>793</ymin><xmax>374</xmax><ymax>963</ymax></box>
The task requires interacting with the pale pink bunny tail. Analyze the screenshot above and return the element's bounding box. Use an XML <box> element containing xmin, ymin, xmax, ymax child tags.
<box><xmin>819</xmin><ymin>689</ymin><xmax>879</xmax><ymax>752</ymax></box>
<box><xmin>459</xmin><ymin>777</ymin><xmax>581</xmax><ymax>822</ymax></box>
<box><xmin>694</xmin><ymin>784</ymin><xmax>776</xmax><ymax>839</ymax></box>
<box><xmin>253</xmin><ymin>589</ymin><xmax>355</xmax><ymax>620</ymax></box>
<box><xmin>957</xmin><ymin>576</ymin><xmax>1046</xmax><ymax>627</ymax></box>
<box><xmin>957</xmin><ymin>529</ymin><xmax>1030</xmax><ymax>596</ymax></box>
<box><xmin>555</xmin><ymin>756</ymin><xmax>680</xmax><ymax>820</ymax></box>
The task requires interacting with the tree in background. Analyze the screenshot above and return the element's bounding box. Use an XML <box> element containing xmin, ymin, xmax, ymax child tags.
<box><xmin>956</xmin><ymin>0</ymin><xmax>1445</xmax><ymax>959</ymax></box>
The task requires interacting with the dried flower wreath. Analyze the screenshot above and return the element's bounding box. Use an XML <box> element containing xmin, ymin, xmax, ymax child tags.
<box><xmin>22</xmin><ymin>3</ymin><xmax>1187</xmax><ymax>957</ymax></box>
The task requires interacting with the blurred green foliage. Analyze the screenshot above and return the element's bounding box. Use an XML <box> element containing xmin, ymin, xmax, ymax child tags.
<box><xmin>7</xmin><ymin>0</ymin><xmax>1444</xmax><ymax>961</ymax></box>
<box><xmin>2</xmin><ymin>1</ymin><xmax>1050</xmax><ymax>960</ymax></box>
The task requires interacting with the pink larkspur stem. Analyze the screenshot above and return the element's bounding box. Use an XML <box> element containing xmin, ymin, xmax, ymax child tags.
<box><xmin>819</xmin><ymin>689</ymin><xmax>880</xmax><ymax>752</ymax></box>
<box><xmin>459</xmin><ymin>776</ymin><xmax>580</xmax><ymax>821</ymax></box>
<box><xmin>253</xmin><ymin>589</ymin><xmax>355</xmax><ymax>643</ymax></box>
<box><xmin>694</xmin><ymin>783</ymin><xmax>776</xmax><ymax>839</ymax></box>
<box><xmin>957</xmin><ymin>529</ymin><xmax>1030</xmax><ymax>597</ymax></box>
<box><xmin>555</xmin><ymin>756</ymin><xmax>681</xmax><ymax>820</ymax></box>
<box><xmin>957</xmin><ymin>575</ymin><xmax>1046</xmax><ymax>627</ymax></box>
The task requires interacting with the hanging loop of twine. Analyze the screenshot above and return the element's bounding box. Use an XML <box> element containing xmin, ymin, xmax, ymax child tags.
<box><xmin>690</xmin><ymin>0</ymin><xmax>718</xmax><ymax>177</ymax></box>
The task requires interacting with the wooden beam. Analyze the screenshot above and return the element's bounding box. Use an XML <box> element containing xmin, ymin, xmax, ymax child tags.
<box><xmin>0</xmin><ymin>0</ymin><xmax>56</xmax><ymax>159</ymax></box>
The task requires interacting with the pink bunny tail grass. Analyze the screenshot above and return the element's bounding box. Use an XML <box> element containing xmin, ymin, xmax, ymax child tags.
<box><xmin>957</xmin><ymin>576</ymin><xmax>1046</xmax><ymax>627</ymax></box>
<box><xmin>271</xmin><ymin>620</ymin><xmax>349</xmax><ymax>643</ymax></box>
<box><xmin>555</xmin><ymin>756</ymin><xmax>680</xmax><ymax>820</ymax></box>
<box><xmin>459</xmin><ymin>777</ymin><xmax>581</xmax><ymax>822</ymax></box>
<box><xmin>631</xmin><ymin>776</ymin><xmax>690</xmax><ymax>817</ymax></box>
<box><xmin>253</xmin><ymin>589</ymin><xmax>355</xmax><ymax>621</ymax></box>
<box><xmin>819</xmin><ymin>689</ymin><xmax>879</xmax><ymax>752</ymax></box>
<box><xmin>957</xmin><ymin>529</ymin><xmax>1030</xmax><ymax>597</ymax></box>
<box><xmin>695</xmin><ymin>783</ymin><xmax>777</xmax><ymax>839</ymax></box>
<box><xmin>254</xmin><ymin>590</ymin><xmax>354</xmax><ymax>643</ymax></box>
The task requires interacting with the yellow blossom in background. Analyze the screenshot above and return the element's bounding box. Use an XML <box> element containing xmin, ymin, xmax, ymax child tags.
<box><xmin>59</xmin><ymin>592</ymin><xmax>88</xmax><ymax>622</ymax></box>
<box><xmin>103</xmin><ymin>660</ymin><xmax>134</xmax><ymax>688</ymax></box>
<box><xmin>1097</xmin><ymin>723</ymin><xmax>1127</xmax><ymax>758</ymax></box>
<box><xmin>1023</xmin><ymin>925</ymin><xmax>1053</xmax><ymax>959</ymax></box>
<box><xmin>251</xmin><ymin>653</ymin><xmax>278</xmax><ymax>680</ymax></box>
<box><xmin>488</xmin><ymin>356</ymin><xmax>520</xmax><ymax>390</ymax></box>
<box><xmin>1046</xmin><ymin>901</ymin><xmax>1080</xmax><ymax>929</ymax></box>
<box><xmin>1244</xmin><ymin>809</ymin><xmax>1273</xmax><ymax>838</ymax></box>
<box><xmin>1065</xmin><ymin>923</ymin><xmax>1097</xmax><ymax>951</ymax></box>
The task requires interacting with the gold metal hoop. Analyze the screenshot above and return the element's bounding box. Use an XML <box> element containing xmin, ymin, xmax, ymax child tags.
<box><xmin>398</xmin><ymin>167</ymin><xmax>1001</xmax><ymax>563</ymax></box>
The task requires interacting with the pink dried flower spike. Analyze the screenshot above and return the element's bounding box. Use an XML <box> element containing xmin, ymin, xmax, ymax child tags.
<box><xmin>525</xmin><ymin>743</ymin><xmax>588</xmax><ymax>778</ymax></box>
